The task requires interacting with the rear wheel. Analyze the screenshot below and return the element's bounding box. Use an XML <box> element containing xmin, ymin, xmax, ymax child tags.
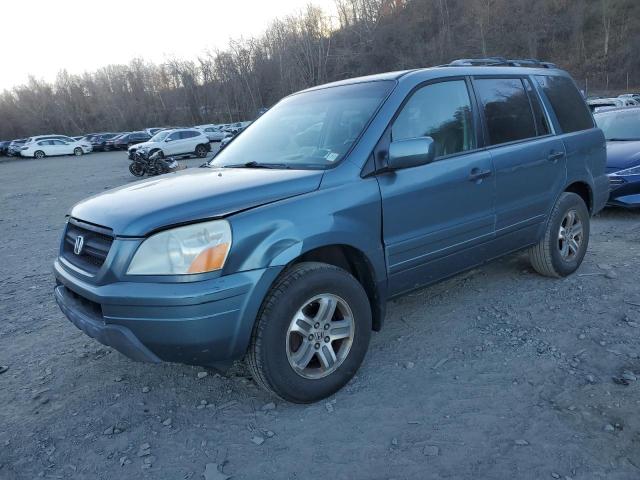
<box><xmin>73</xmin><ymin>147</ymin><xmax>83</xmax><ymax>156</ymax></box>
<box><xmin>247</xmin><ymin>262</ymin><xmax>372</xmax><ymax>403</ymax></box>
<box><xmin>34</xmin><ymin>150</ymin><xmax>45</xmax><ymax>159</ymax></box>
<box><xmin>195</xmin><ymin>144</ymin><xmax>208</xmax><ymax>158</ymax></box>
<box><xmin>528</xmin><ymin>192</ymin><xmax>590</xmax><ymax>277</ymax></box>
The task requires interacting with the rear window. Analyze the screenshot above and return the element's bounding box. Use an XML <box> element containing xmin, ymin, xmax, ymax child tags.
<box><xmin>535</xmin><ymin>75</ymin><xmax>593</xmax><ymax>133</ymax></box>
<box><xmin>474</xmin><ymin>78</ymin><xmax>537</xmax><ymax>145</ymax></box>
<box><xmin>180</xmin><ymin>131</ymin><xmax>199</xmax><ymax>139</ymax></box>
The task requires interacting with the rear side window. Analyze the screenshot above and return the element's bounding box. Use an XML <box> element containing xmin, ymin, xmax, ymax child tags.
<box><xmin>535</xmin><ymin>75</ymin><xmax>593</xmax><ymax>133</ymax></box>
<box><xmin>392</xmin><ymin>80</ymin><xmax>476</xmax><ymax>158</ymax></box>
<box><xmin>474</xmin><ymin>78</ymin><xmax>537</xmax><ymax>145</ymax></box>
<box><xmin>180</xmin><ymin>131</ymin><xmax>198</xmax><ymax>139</ymax></box>
<box><xmin>524</xmin><ymin>79</ymin><xmax>550</xmax><ymax>136</ymax></box>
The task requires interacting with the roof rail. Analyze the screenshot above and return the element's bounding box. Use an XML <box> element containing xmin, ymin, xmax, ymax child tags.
<box><xmin>446</xmin><ymin>57</ymin><xmax>557</xmax><ymax>69</ymax></box>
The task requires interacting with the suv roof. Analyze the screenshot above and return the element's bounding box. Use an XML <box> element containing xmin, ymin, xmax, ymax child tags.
<box><xmin>301</xmin><ymin>57</ymin><xmax>563</xmax><ymax>93</ymax></box>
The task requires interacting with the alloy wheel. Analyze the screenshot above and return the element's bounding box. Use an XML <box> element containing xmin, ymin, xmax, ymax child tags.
<box><xmin>286</xmin><ymin>294</ymin><xmax>355</xmax><ymax>379</ymax></box>
<box><xmin>558</xmin><ymin>209</ymin><xmax>583</xmax><ymax>260</ymax></box>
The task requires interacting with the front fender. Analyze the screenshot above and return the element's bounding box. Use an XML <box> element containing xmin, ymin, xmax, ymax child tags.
<box><xmin>224</xmin><ymin>176</ymin><xmax>386</xmax><ymax>289</ymax></box>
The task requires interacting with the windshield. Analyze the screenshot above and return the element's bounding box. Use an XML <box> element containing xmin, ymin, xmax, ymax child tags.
<box><xmin>595</xmin><ymin>109</ymin><xmax>640</xmax><ymax>140</ymax></box>
<box><xmin>151</xmin><ymin>131</ymin><xmax>169</xmax><ymax>142</ymax></box>
<box><xmin>211</xmin><ymin>81</ymin><xmax>394</xmax><ymax>169</ymax></box>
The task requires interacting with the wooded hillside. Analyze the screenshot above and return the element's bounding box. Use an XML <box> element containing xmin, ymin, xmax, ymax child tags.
<box><xmin>1</xmin><ymin>0</ymin><xmax>638</xmax><ymax>138</ymax></box>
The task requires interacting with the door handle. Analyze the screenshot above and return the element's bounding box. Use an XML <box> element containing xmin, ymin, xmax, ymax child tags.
<box><xmin>547</xmin><ymin>151</ymin><xmax>565</xmax><ymax>162</ymax></box>
<box><xmin>468</xmin><ymin>168</ymin><xmax>492</xmax><ymax>182</ymax></box>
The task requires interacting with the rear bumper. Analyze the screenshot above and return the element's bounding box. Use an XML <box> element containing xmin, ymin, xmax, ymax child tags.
<box><xmin>54</xmin><ymin>259</ymin><xmax>282</xmax><ymax>365</ymax></box>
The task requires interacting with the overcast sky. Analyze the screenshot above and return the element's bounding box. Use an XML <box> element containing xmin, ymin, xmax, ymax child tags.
<box><xmin>2</xmin><ymin>0</ymin><xmax>336</xmax><ymax>91</ymax></box>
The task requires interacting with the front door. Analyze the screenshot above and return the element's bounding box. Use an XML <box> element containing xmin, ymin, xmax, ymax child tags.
<box><xmin>377</xmin><ymin>79</ymin><xmax>496</xmax><ymax>296</ymax></box>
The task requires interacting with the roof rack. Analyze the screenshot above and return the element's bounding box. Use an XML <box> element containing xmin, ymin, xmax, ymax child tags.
<box><xmin>446</xmin><ymin>57</ymin><xmax>557</xmax><ymax>69</ymax></box>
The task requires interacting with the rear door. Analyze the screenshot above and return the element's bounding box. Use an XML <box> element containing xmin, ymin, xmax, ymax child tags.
<box><xmin>472</xmin><ymin>76</ymin><xmax>566</xmax><ymax>242</ymax></box>
<box><xmin>180</xmin><ymin>130</ymin><xmax>199</xmax><ymax>154</ymax></box>
<box><xmin>377</xmin><ymin>78</ymin><xmax>496</xmax><ymax>296</ymax></box>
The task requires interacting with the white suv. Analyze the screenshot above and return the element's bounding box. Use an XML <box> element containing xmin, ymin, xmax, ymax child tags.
<box><xmin>128</xmin><ymin>129</ymin><xmax>210</xmax><ymax>159</ymax></box>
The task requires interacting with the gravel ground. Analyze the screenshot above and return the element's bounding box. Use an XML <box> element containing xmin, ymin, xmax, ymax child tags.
<box><xmin>1</xmin><ymin>151</ymin><xmax>639</xmax><ymax>480</ymax></box>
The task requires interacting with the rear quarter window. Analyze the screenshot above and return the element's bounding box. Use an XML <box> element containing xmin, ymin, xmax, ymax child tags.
<box><xmin>535</xmin><ymin>75</ymin><xmax>594</xmax><ymax>133</ymax></box>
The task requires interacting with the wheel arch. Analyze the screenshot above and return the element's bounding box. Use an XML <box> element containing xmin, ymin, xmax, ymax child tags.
<box><xmin>287</xmin><ymin>244</ymin><xmax>385</xmax><ymax>332</ymax></box>
<box><xmin>564</xmin><ymin>181</ymin><xmax>593</xmax><ymax>213</ymax></box>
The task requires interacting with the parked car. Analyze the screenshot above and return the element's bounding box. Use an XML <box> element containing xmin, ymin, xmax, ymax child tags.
<box><xmin>104</xmin><ymin>133</ymin><xmax>129</xmax><ymax>150</ymax></box>
<box><xmin>619</xmin><ymin>93</ymin><xmax>640</xmax><ymax>103</ymax></box>
<box><xmin>594</xmin><ymin>106</ymin><xmax>640</xmax><ymax>208</ymax></box>
<box><xmin>21</xmin><ymin>138</ymin><xmax>92</xmax><ymax>158</ymax></box>
<box><xmin>195</xmin><ymin>124</ymin><xmax>226</xmax><ymax>142</ymax></box>
<box><xmin>0</xmin><ymin>140</ymin><xmax>10</xmax><ymax>155</ymax></box>
<box><xmin>144</xmin><ymin>128</ymin><xmax>163</xmax><ymax>137</ymax></box>
<box><xmin>24</xmin><ymin>134</ymin><xmax>77</xmax><ymax>145</ymax></box>
<box><xmin>127</xmin><ymin>129</ymin><xmax>210</xmax><ymax>159</ymax></box>
<box><xmin>114</xmin><ymin>131</ymin><xmax>151</xmax><ymax>150</ymax></box>
<box><xmin>72</xmin><ymin>136</ymin><xmax>84</xmax><ymax>141</ymax></box>
<box><xmin>7</xmin><ymin>139</ymin><xmax>27</xmax><ymax>156</ymax></box>
<box><xmin>588</xmin><ymin>97</ymin><xmax>626</xmax><ymax>112</ymax></box>
<box><xmin>54</xmin><ymin>59</ymin><xmax>608</xmax><ymax>403</ymax></box>
<box><xmin>91</xmin><ymin>133</ymin><xmax>120</xmax><ymax>151</ymax></box>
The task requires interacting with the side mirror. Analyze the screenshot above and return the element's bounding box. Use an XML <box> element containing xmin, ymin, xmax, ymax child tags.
<box><xmin>387</xmin><ymin>137</ymin><xmax>435</xmax><ymax>170</ymax></box>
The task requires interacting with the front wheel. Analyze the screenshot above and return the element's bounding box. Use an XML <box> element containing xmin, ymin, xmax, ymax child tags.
<box><xmin>73</xmin><ymin>147</ymin><xmax>83</xmax><ymax>156</ymax></box>
<box><xmin>195</xmin><ymin>144</ymin><xmax>208</xmax><ymax>158</ymax></box>
<box><xmin>528</xmin><ymin>192</ymin><xmax>590</xmax><ymax>278</ymax></box>
<box><xmin>129</xmin><ymin>162</ymin><xmax>145</xmax><ymax>177</ymax></box>
<box><xmin>247</xmin><ymin>262</ymin><xmax>372</xmax><ymax>403</ymax></box>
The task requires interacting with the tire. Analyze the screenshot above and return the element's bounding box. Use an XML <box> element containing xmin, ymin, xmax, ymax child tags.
<box><xmin>129</xmin><ymin>162</ymin><xmax>145</xmax><ymax>177</ymax></box>
<box><xmin>34</xmin><ymin>150</ymin><xmax>45</xmax><ymax>159</ymax></box>
<box><xmin>247</xmin><ymin>262</ymin><xmax>372</xmax><ymax>403</ymax></box>
<box><xmin>528</xmin><ymin>192</ymin><xmax>590</xmax><ymax>278</ymax></box>
<box><xmin>73</xmin><ymin>147</ymin><xmax>83</xmax><ymax>156</ymax></box>
<box><xmin>195</xmin><ymin>144</ymin><xmax>208</xmax><ymax>158</ymax></box>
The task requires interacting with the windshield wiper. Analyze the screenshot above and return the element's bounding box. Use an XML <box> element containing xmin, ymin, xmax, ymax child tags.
<box><xmin>223</xmin><ymin>161</ymin><xmax>290</xmax><ymax>169</ymax></box>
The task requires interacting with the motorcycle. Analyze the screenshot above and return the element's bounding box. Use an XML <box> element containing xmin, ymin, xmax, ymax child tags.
<box><xmin>129</xmin><ymin>150</ymin><xmax>185</xmax><ymax>177</ymax></box>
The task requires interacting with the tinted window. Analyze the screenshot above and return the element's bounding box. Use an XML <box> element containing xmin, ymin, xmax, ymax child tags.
<box><xmin>535</xmin><ymin>75</ymin><xmax>593</xmax><ymax>133</ymax></box>
<box><xmin>524</xmin><ymin>79</ymin><xmax>550</xmax><ymax>136</ymax></box>
<box><xmin>475</xmin><ymin>78</ymin><xmax>537</xmax><ymax>145</ymax></box>
<box><xmin>392</xmin><ymin>80</ymin><xmax>475</xmax><ymax>158</ymax></box>
<box><xmin>180</xmin><ymin>131</ymin><xmax>198</xmax><ymax>139</ymax></box>
<box><xmin>167</xmin><ymin>131</ymin><xmax>181</xmax><ymax>141</ymax></box>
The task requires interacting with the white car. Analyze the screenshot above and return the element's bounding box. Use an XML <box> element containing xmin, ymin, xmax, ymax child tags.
<box><xmin>20</xmin><ymin>138</ymin><xmax>92</xmax><ymax>158</ymax></box>
<box><xmin>195</xmin><ymin>124</ymin><xmax>226</xmax><ymax>142</ymax></box>
<box><xmin>128</xmin><ymin>129</ymin><xmax>211</xmax><ymax>159</ymax></box>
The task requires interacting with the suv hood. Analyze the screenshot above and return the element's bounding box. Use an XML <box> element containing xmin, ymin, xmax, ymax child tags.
<box><xmin>128</xmin><ymin>140</ymin><xmax>156</xmax><ymax>151</ymax></box>
<box><xmin>71</xmin><ymin>167</ymin><xmax>324</xmax><ymax>236</ymax></box>
<box><xmin>606</xmin><ymin>140</ymin><xmax>640</xmax><ymax>171</ymax></box>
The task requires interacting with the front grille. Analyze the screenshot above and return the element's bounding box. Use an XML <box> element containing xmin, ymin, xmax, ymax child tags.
<box><xmin>62</xmin><ymin>218</ymin><xmax>114</xmax><ymax>274</ymax></box>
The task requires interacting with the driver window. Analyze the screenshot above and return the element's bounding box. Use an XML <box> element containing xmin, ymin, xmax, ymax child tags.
<box><xmin>167</xmin><ymin>131</ymin><xmax>181</xmax><ymax>141</ymax></box>
<box><xmin>392</xmin><ymin>80</ymin><xmax>476</xmax><ymax>158</ymax></box>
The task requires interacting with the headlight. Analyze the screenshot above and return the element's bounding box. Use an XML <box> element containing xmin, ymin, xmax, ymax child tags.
<box><xmin>127</xmin><ymin>220</ymin><xmax>231</xmax><ymax>275</ymax></box>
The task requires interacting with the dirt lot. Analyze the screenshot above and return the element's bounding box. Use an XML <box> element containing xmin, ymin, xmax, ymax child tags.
<box><xmin>1</xmin><ymin>151</ymin><xmax>639</xmax><ymax>480</ymax></box>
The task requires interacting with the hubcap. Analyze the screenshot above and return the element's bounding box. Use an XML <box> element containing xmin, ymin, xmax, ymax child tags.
<box><xmin>558</xmin><ymin>209</ymin><xmax>583</xmax><ymax>260</ymax></box>
<box><xmin>286</xmin><ymin>294</ymin><xmax>355</xmax><ymax>379</ymax></box>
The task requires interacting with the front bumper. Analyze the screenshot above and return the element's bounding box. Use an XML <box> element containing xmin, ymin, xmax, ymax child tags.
<box><xmin>54</xmin><ymin>259</ymin><xmax>282</xmax><ymax>365</ymax></box>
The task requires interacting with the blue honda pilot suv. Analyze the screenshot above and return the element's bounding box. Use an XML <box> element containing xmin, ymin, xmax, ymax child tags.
<box><xmin>54</xmin><ymin>59</ymin><xmax>609</xmax><ymax>403</ymax></box>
